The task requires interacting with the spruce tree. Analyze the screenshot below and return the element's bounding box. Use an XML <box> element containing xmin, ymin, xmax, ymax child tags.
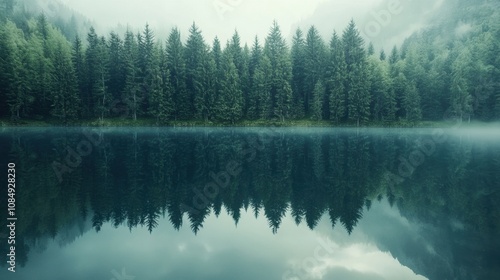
<box><xmin>291</xmin><ymin>28</ymin><xmax>306</xmax><ymax>118</ymax></box>
<box><xmin>304</xmin><ymin>26</ymin><xmax>326</xmax><ymax>117</ymax></box>
<box><xmin>51</xmin><ymin>41</ymin><xmax>80</xmax><ymax>123</ymax></box>
<box><xmin>72</xmin><ymin>35</ymin><xmax>87</xmax><ymax>116</ymax></box>
<box><xmin>264</xmin><ymin>21</ymin><xmax>292</xmax><ymax>122</ymax></box>
<box><xmin>250</xmin><ymin>55</ymin><xmax>272</xmax><ymax>119</ymax></box>
<box><xmin>123</xmin><ymin>30</ymin><xmax>140</xmax><ymax>120</ymax></box>
<box><xmin>185</xmin><ymin>22</ymin><xmax>208</xmax><ymax>120</ymax></box>
<box><xmin>404</xmin><ymin>84</ymin><xmax>422</xmax><ymax>121</ymax></box>
<box><xmin>311</xmin><ymin>80</ymin><xmax>325</xmax><ymax>120</ymax></box>
<box><xmin>217</xmin><ymin>48</ymin><xmax>243</xmax><ymax>124</ymax></box>
<box><xmin>327</xmin><ymin>31</ymin><xmax>346</xmax><ymax>123</ymax></box>
<box><xmin>342</xmin><ymin>20</ymin><xmax>370</xmax><ymax>126</ymax></box>
<box><xmin>166</xmin><ymin>27</ymin><xmax>188</xmax><ymax>120</ymax></box>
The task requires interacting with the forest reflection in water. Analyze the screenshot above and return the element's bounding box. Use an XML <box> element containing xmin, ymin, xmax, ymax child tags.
<box><xmin>0</xmin><ymin>127</ymin><xmax>499</xmax><ymax>279</ymax></box>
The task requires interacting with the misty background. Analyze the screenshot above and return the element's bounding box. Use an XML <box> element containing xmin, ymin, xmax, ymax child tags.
<box><xmin>21</xmin><ymin>0</ymin><xmax>448</xmax><ymax>52</ymax></box>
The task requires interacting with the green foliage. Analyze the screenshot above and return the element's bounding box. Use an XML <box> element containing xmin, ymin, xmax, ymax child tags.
<box><xmin>216</xmin><ymin>49</ymin><xmax>243</xmax><ymax>124</ymax></box>
<box><xmin>291</xmin><ymin>28</ymin><xmax>306</xmax><ymax>118</ymax></box>
<box><xmin>1</xmin><ymin>5</ymin><xmax>500</xmax><ymax>124</ymax></box>
<box><xmin>327</xmin><ymin>32</ymin><xmax>346</xmax><ymax>122</ymax></box>
<box><xmin>343</xmin><ymin>20</ymin><xmax>370</xmax><ymax>126</ymax></box>
<box><xmin>166</xmin><ymin>27</ymin><xmax>187</xmax><ymax>120</ymax></box>
<box><xmin>311</xmin><ymin>80</ymin><xmax>325</xmax><ymax>120</ymax></box>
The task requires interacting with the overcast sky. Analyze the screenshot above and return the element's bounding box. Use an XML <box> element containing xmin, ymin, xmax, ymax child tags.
<box><xmin>57</xmin><ymin>0</ymin><xmax>390</xmax><ymax>46</ymax></box>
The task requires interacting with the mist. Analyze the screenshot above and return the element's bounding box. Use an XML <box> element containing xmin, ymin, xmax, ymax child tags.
<box><xmin>55</xmin><ymin>0</ymin><xmax>446</xmax><ymax>48</ymax></box>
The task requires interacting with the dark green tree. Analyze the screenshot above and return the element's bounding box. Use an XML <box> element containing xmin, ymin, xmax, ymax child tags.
<box><xmin>304</xmin><ymin>26</ymin><xmax>326</xmax><ymax>117</ymax></box>
<box><xmin>166</xmin><ymin>27</ymin><xmax>188</xmax><ymax>120</ymax></box>
<box><xmin>291</xmin><ymin>28</ymin><xmax>306</xmax><ymax>118</ymax></box>
<box><xmin>327</xmin><ymin>31</ymin><xmax>346</xmax><ymax>123</ymax></box>
<box><xmin>264</xmin><ymin>21</ymin><xmax>292</xmax><ymax>122</ymax></box>
<box><xmin>342</xmin><ymin>20</ymin><xmax>370</xmax><ymax>126</ymax></box>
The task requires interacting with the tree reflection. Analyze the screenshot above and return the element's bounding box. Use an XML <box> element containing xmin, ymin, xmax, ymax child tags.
<box><xmin>0</xmin><ymin>128</ymin><xmax>499</xmax><ymax>279</ymax></box>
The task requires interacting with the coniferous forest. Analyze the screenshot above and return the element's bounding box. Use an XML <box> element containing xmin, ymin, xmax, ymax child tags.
<box><xmin>0</xmin><ymin>0</ymin><xmax>499</xmax><ymax>125</ymax></box>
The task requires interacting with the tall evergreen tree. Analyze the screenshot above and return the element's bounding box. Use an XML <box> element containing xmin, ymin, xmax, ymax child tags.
<box><xmin>2</xmin><ymin>21</ymin><xmax>32</xmax><ymax>119</ymax></box>
<box><xmin>449</xmin><ymin>47</ymin><xmax>473</xmax><ymax>122</ymax></box>
<box><xmin>342</xmin><ymin>20</ymin><xmax>370</xmax><ymax>126</ymax></box>
<box><xmin>311</xmin><ymin>80</ymin><xmax>325</xmax><ymax>120</ymax></box>
<box><xmin>291</xmin><ymin>28</ymin><xmax>306</xmax><ymax>118</ymax></box>
<box><xmin>216</xmin><ymin>48</ymin><xmax>243</xmax><ymax>124</ymax></box>
<box><xmin>264</xmin><ymin>21</ymin><xmax>292</xmax><ymax>122</ymax></box>
<box><xmin>304</xmin><ymin>26</ymin><xmax>326</xmax><ymax>117</ymax></box>
<box><xmin>185</xmin><ymin>22</ymin><xmax>208</xmax><ymax>120</ymax></box>
<box><xmin>72</xmin><ymin>35</ymin><xmax>86</xmax><ymax>117</ymax></box>
<box><xmin>31</xmin><ymin>14</ymin><xmax>55</xmax><ymax>117</ymax></box>
<box><xmin>107</xmin><ymin>32</ymin><xmax>126</xmax><ymax>102</ymax></box>
<box><xmin>252</xmin><ymin>55</ymin><xmax>272</xmax><ymax>119</ymax></box>
<box><xmin>404</xmin><ymin>84</ymin><xmax>422</xmax><ymax>121</ymax></box>
<box><xmin>327</xmin><ymin>31</ymin><xmax>346</xmax><ymax>123</ymax></box>
<box><xmin>123</xmin><ymin>30</ymin><xmax>140</xmax><ymax>120</ymax></box>
<box><xmin>137</xmin><ymin>24</ymin><xmax>155</xmax><ymax>116</ymax></box>
<box><xmin>51</xmin><ymin>40</ymin><xmax>80</xmax><ymax>123</ymax></box>
<box><xmin>150</xmin><ymin>45</ymin><xmax>174</xmax><ymax>124</ymax></box>
<box><xmin>166</xmin><ymin>27</ymin><xmax>187</xmax><ymax>120</ymax></box>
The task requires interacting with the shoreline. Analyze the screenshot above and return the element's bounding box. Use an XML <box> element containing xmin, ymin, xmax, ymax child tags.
<box><xmin>1</xmin><ymin>118</ymin><xmax>498</xmax><ymax>129</ymax></box>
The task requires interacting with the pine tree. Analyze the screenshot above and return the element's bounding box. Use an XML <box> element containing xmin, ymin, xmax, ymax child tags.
<box><xmin>367</xmin><ymin>42</ymin><xmax>375</xmax><ymax>56</ymax></box>
<box><xmin>185</xmin><ymin>22</ymin><xmax>208</xmax><ymax>120</ymax></box>
<box><xmin>343</xmin><ymin>20</ymin><xmax>370</xmax><ymax>126</ymax></box>
<box><xmin>367</xmin><ymin>55</ymin><xmax>393</xmax><ymax>121</ymax></box>
<box><xmin>123</xmin><ymin>30</ymin><xmax>140</xmax><ymax>120</ymax></box>
<box><xmin>95</xmin><ymin>36</ymin><xmax>109</xmax><ymax>120</ymax></box>
<box><xmin>199</xmin><ymin>46</ymin><xmax>217</xmax><ymax>122</ymax></box>
<box><xmin>150</xmin><ymin>45</ymin><xmax>174</xmax><ymax>124</ymax></box>
<box><xmin>211</xmin><ymin>37</ymin><xmax>222</xmax><ymax>120</ymax></box>
<box><xmin>137</xmin><ymin>24</ymin><xmax>155</xmax><ymax>116</ymax></box>
<box><xmin>85</xmin><ymin>27</ymin><xmax>102</xmax><ymax>118</ymax></box>
<box><xmin>107</xmin><ymin>32</ymin><xmax>126</xmax><ymax>102</ymax></box>
<box><xmin>252</xmin><ymin>55</ymin><xmax>272</xmax><ymax>119</ymax></box>
<box><xmin>449</xmin><ymin>48</ymin><xmax>473</xmax><ymax>122</ymax></box>
<box><xmin>379</xmin><ymin>50</ymin><xmax>386</xmax><ymax>61</ymax></box>
<box><xmin>2</xmin><ymin>21</ymin><xmax>33</xmax><ymax>119</ymax></box>
<box><xmin>389</xmin><ymin>46</ymin><xmax>399</xmax><ymax>65</ymax></box>
<box><xmin>247</xmin><ymin>37</ymin><xmax>263</xmax><ymax>119</ymax></box>
<box><xmin>327</xmin><ymin>31</ymin><xmax>346</xmax><ymax>123</ymax></box>
<box><xmin>166</xmin><ymin>27</ymin><xmax>187</xmax><ymax>120</ymax></box>
<box><xmin>304</xmin><ymin>26</ymin><xmax>326</xmax><ymax>117</ymax></box>
<box><xmin>264</xmin><ymin>21</ymin><xmax>292</xmax><ymax>122</ymax></box>
<box><xmin>311</xmin><ymin>80</ymin><xmax>325</xmax><ymax>120</ymax></box>
<box><xmin>291</xmin><ymin>28</ymin><xmax>306</xmax><ymax>118</ymax></box>
<box><xmin>32</xmin><ymin>14</ymin><xmax>55</xmax><ymax>117</ymax></box>
<box><xmin>51</xmin><ymin>41</ymin><xmax>80</xmax><ymax>123</ymax></box>
<box><xmin>0</xmin><ymin>23</ymin><xmax>11</xmax><ymax>117</ymax></box>
<box><xmin>404</xmin><ymin>84</ymin><xmax>422</xmax><ymax>121</ymax></box>
<box><xmin>72</xmin><ymin>35</ymin><xmax>87</xmax><ymax>116</ymax></box>
<box><xmin>217</xmin><ymin>49</ymin><xmax>243</xmax><ymax>124</ymax></box>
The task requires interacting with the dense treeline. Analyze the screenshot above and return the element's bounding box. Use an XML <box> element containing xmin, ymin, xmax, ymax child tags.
<box><xmin>1</xmin><ymin>4</ymin><xmax>499</xmax><ymax>124</ymax></box>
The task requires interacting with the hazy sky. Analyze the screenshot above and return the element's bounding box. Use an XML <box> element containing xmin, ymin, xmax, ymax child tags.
<box><xmin>58</xmin><ymin>0</ymin><xmax>386</xmax><ymax>46</ymax></box>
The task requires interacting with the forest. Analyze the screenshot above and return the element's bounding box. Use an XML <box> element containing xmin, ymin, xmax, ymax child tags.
<box><xmin>0</xmin><ymin>0</ymin><xmax>499</xmax><ymax>125</ymax></box>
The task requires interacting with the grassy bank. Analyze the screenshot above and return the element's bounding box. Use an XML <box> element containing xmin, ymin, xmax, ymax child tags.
<box><xmin>1</xmin><ymin>117</ymin><xmax>488</xmax><ymax>128</ymax></box>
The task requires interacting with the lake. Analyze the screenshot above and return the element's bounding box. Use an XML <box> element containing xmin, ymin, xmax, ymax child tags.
<box><xmin>0</xmin><ymin>127</ymin><xmax>499</xmax><ymax>280</ymax></box>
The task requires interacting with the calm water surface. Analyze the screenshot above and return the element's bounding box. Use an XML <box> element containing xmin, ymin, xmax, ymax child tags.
<box><xmin>0</xmin><ymin>127</ymin><xmax>499</xmax><ymax>280</ymax></box>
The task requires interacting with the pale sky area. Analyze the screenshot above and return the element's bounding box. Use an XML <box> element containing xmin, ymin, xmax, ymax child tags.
<box><xmin>37</xmin><ymin>0</ymin><xmax>447</xmax><ymax>53</ymax></box>
<box><xmin>57</xmin><ymin>0</ymin><xmax>387</xmax><ymax>46</ymax></box>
